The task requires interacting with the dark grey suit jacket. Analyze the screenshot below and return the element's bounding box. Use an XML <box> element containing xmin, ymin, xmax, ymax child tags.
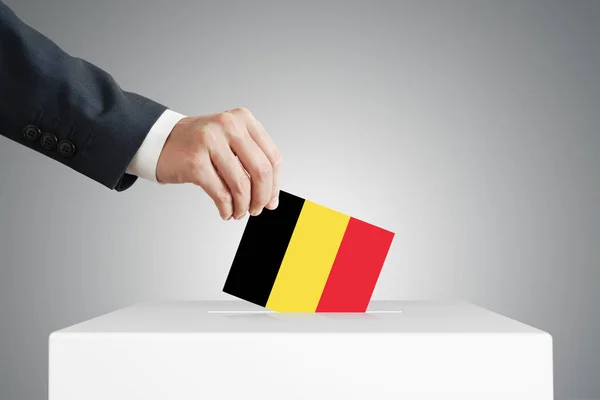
<box><xmin>0</xmin><ymin>1</ymin><xmax>167</xmax><ymax>191</ymax></box>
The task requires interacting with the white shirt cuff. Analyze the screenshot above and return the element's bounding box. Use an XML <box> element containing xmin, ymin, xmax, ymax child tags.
<box><xmin>126</xmin><ymin>109</ymin><xmax>186</xmax><ymax>182</ymax></box>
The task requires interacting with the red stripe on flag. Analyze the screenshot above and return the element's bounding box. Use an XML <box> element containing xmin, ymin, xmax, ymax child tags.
<box><xmin>316</xmin><ymin>218</ymin><xmax>394</xmax><ymax>312</ymax></box>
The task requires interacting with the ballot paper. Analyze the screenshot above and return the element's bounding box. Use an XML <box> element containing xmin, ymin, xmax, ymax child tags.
<box><xmin>223</xmin><ymin>190</ymin><xmax>394</xmax><ymax>312</ymax></box>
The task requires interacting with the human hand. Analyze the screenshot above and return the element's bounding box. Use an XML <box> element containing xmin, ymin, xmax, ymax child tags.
<box><xmin>156</xmin><ymin>108</ymin><xmax>281</xmax><ymax>220</ymax></box>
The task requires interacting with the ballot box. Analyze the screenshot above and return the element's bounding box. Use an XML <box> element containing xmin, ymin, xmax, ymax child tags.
<box><xmin>48</xmin><ymin>300</ymin><xmax>553</xmax><ymax>400</ymax></box>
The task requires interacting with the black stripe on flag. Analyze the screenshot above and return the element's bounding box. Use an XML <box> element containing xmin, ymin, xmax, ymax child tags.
<box><xmin>223</xmin><ymin>190</ymin><xmax>305</xmax><ymax>307</ymax></box>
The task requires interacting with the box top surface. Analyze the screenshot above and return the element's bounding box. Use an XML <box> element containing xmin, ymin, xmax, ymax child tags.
<box><xmin>53</xmin><ymin>301</ymin><xmax>547</xmax><ymax>335</ymax></box>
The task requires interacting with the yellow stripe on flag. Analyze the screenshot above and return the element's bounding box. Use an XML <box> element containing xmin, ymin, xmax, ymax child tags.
<box><xmin>266</xmin><ymin>200</ymin><xmax>350</xmax><ymax>312</ymax></box>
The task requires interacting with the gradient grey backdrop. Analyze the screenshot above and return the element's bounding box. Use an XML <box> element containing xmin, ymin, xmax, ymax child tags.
<box><xmin>0</xmin><ymin>0</ymin><xmax>598</xmax><ymax>399</ymax></box>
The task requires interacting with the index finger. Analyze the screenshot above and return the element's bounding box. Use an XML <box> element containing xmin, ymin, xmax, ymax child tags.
<box><xmin>231</xmin><ymin>108</ymin><xmax>282</xmax><ymax>209</ymax></box>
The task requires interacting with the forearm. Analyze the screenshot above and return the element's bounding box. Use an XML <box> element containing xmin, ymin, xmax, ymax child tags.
<box><xmin>0</xmin><ymin>1</ymin><xmax>167</xmax><ymax>190</ymax></box>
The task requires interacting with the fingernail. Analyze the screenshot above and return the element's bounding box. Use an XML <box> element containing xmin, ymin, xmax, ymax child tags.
<box><xmin>251</xmin><ymin>208</ymin><xmax>262</xmax><ymax>217</ymax></box>
<box><xmin>270</xmin><ymin>197</ymin><xmax>279</xmax><ymax>209</ymax></box>
<box><xmin>226</xmin><ymin>215</ymin><xmax>232</xmax><ymax>221</ymax></box>
<box><xmin>235</xmin><ymin>212</ymin><xmax>246</xmax><ymax>220</ymax></box>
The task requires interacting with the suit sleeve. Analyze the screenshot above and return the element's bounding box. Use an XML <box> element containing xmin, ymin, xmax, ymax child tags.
<box><xmin>0</xmin><ymin>1</ymin><xmax>168</xmax><ymax>191</ymax></box>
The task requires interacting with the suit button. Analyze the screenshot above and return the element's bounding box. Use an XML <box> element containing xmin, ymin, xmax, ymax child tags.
<box><xmin>40</xmin><ymin>133</ymin><xmax>58</xmax><ymax>150</ymax></box>
<box><xmin>57</xmin><ymin>140</ymin><xmax>76</xmax><ymax>158</ymax></box>
<box><xmin>23</xmin><ymin>125</ymin><xmax>41</xmax><ymax>141</ymax></box>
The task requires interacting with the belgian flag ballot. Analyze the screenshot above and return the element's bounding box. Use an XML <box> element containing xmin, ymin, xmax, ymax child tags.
<box><xmin>223</xmin><ymin>190</ymin><xmax>395</xmax><ymax>313</ymax></box>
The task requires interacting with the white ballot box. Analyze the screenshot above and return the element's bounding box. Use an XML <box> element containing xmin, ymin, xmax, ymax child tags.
<box><xmin>49</xmin><ymin>300</ymin><xmax>553</xmax><ymax>400</ymax></box>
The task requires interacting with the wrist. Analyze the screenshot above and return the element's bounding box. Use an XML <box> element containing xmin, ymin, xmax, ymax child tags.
<box><xmin>126</xmin><ymin>109</ymin><xmax>186</xmax><ymax>182</ymax></box>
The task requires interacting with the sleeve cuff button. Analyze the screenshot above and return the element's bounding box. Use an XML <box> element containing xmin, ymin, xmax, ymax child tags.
<box><xmin>57</xmin><ymin>140</ymin><xmax>76</xmax><ymax>158</ymax></box>
<box><xmin>23</xmin><ymin>125</ymin><xmax>41</xmax><ymax>141</ymax></box>
<box><xmin>40</xmin><ymin>133</ymin><xmax>58</xmax><ymax>150</ymax></box>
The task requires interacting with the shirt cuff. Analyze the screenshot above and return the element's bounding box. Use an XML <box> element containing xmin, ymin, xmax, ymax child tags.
<box><xmin>126</xmin><ymin>109</ymin><xmax>186</xmax><ymax>182</ymax></box>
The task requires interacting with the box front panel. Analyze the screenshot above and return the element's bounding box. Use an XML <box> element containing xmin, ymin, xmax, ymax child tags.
<box><xmin>49</xmin><ymin>332</ymin><xmax>552</xmax><ymax>400</ymax></box>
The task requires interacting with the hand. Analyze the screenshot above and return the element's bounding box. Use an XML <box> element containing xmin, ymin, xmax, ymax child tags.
<box><xmin>156</xmin><ymin>108</ymin><xmax>282</xmax><ymax>220</ymax></box>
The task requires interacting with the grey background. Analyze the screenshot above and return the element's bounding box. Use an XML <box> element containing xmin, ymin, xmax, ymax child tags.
<box><xmin>0</xmin><ymin>0</ymin><xmax>598</xmax><ymax>399</ymax></box>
